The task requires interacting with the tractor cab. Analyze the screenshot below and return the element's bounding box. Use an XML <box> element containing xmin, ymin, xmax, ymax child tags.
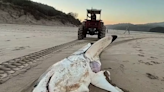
<box><xmin>86</xmin><ymin>9</ymin><xmax>101</xmax><ymax>21</ymax></box>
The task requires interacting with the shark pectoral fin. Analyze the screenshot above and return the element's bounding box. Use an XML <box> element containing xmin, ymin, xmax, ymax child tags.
<box><xmin>91</xmin><ymin>71</ymin><xmax>122</xmax><ymax>92</ymax></box>
<box><xmin>33</xmin><ymin>69</ymin><xmax>55</xmax><ymax>92</ymax></box>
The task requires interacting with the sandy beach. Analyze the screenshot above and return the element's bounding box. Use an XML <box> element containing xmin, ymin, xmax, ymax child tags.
<box><xmin>0</xmin><ymin>24</ymin><xmax>164</xmax><ymax>92</ymax></box>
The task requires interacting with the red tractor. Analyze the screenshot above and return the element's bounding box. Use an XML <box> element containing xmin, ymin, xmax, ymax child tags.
<box><xmin>78</xmin><ymin>9</ymin><xmax>106</xmax><ymax>40</ymax></box>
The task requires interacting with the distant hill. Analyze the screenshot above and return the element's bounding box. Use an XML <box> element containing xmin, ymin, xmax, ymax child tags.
<box><xmin>0</xmin><ymin>0</ymin><xmax>81</xmax><ymax>26</ymax></box>
<box><xmin>106</xmin><ymin>22</ymin><xmax>164</xmax><ymax>32</ymax></box>
<box><xmin>149</xmin><ymin>27</ymin><xmax>164</xmax><ymax>33</ymax></box>
<box><xmin>144</xmin><ymin>22</ymin><xmax>164</xmax><ymax>27</ymax></box>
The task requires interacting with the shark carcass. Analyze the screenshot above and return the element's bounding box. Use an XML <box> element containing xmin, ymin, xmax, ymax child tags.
<box><xmin>33</xmin><ymin>35</ymin><xmax>123</xmax><ymax>92</ymax></box>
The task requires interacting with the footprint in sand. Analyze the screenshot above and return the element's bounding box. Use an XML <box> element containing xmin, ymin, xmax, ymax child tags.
<box><xmin>123</xmin><ymin>60</ymin><xmax>129</xmax><ymax>62</ymax></box>
<box><xmin>146</xmin><ymin>73</ymin><xmax>159</xmax><ymax>80</ymax></box>
<box><xmin>148</xmin><ymin>57</ymin><xmax>158</xmax><ymax>61</ymax></box>
<box><xmin>120</xmin><ymin>64</ymin><xmax>125</xmax><ymax>73</ymax></box>
<box><xmin>138</xmin><ymin>60</ymin><xmax>144</xmax><ymax>63</ymax></box>
<box><xmin>138</xmin><ymin>54</ymin><xmax>145</xmax><ymax>57</ymax></box>
<box><xmin>145</xmin><ymin>62</ymin><xmax>153</xmax><ymax>65</ymax></box>
<box><xmin>150</xmin><ymin>56</ymin><xmax>158</xmax><ymax>59</ymax></box>
<box><xmin>138</xmin><ymin>49</ymin><xmax>144</xmax><ymax>54</ymax></box>
<box><xmin>161</xmin><ymin>77</ymin><xmax>164</xmax><ymax>81</ymax></box>
<box><xmin>133</xmin><ymin>46</ymin><xmax>140</xmax><ymax>48</ymax></box>
<box><xmin>26</xmin><ymin>46</ymin><xmax>30</xmax><ymax>48</ymax></box>
<box><xmin>138</xmin><ymin>60</ymin><xmax>153</xmax><ymax>65</ymax></box>
<box><xmin>138</xmin><ymin>49</ymin><xmax>143</xmax><ymax>52</ymax></box>
<box><xmin>151</xmin><ymin>61</ymin><xmax>160</xmax><ymax>64</ymax></box>
<box><xmin>120</xmin><ymin>64</ymin><xmax>124</xmax><ymax>68</ymax></box>
<box><xmin>12</xmin><ymin>46</ymin><xmax>26</xmax><ymax>51</ymax></box>
<box><xmin>5</xmin><ymin>40</ymin><xmax>10</xmax><ymax>41</ymax></box>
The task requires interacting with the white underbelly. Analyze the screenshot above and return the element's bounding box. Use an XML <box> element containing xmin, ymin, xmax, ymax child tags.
<box><xmin>33</xmin><ymin>54</ymin><xmax>92</xmax><ymax>92</ymax></box>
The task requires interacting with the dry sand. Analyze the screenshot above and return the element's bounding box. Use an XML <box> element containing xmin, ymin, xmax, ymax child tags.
<box><xmin>0</xmin><ymin>24</ymin><xmax>77</xmax><ymax>63</ymax></box>
<box><xmin>0</xmin><ymin>24</ymin><xmax>164</xmax><ymax>92</ymax></box>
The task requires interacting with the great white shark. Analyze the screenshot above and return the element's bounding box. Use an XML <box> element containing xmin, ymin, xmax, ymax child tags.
<box><xmin>32</xmin><ymin>35</ymin><xmax>124</xmax><ymax>92</ymax></box>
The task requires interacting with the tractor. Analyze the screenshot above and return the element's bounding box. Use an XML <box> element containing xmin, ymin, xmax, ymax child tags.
<box><xmin>78</xmin><ymin>9</ymin><xmax>106</xmax><ymax>40</ymax></box>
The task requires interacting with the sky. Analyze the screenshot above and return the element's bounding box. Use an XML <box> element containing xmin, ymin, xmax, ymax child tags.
<box><xmin>31</xmin><ymin>0</ymin><xmax>164</xmax><ymax>25</ymax></box>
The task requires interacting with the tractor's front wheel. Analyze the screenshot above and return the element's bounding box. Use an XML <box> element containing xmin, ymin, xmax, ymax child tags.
<box><xmin>98</xmin><ymin>28</ymin><xmax>105</xmax><ymax>39</ymax></box>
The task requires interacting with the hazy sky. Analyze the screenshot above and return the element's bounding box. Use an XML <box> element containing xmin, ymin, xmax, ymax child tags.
<box><xmin>32</xmin><ymin>0</ymin><xmax>164</xmax><ymax>24</ymax></box>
